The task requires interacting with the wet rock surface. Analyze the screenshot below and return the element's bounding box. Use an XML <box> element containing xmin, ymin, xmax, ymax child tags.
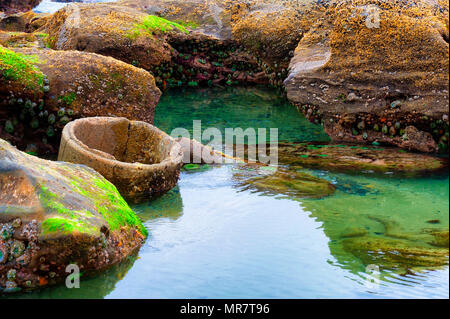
<box><xmin>44</xmin><ymin>3</ymin><xmax>174</xmax><ymax>70</ymax></box>
<box><xmin>40</xmin><ymin>2</ymin><xmax>268</xmax><ymax>90</ymax></box>
<box><xmin>58</xmin><ymin>117</ymin><xmax>183</xmax><ymax>203</ymax></box>
<box><xmin>0</xmin><ymin>137</ymin><xmax>147</xmax><ymax>294</ymax></box>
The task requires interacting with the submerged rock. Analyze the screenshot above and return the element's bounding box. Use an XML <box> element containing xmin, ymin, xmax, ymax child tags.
<box><xmin>233</xmin><ymin>164</ymin><xmax>336</xmax><ymax>199</ymax></box>
<box><xmin>342</xmin><ymin>234</ymin><xmax>449</xmax><ymax>269</ymax></box>
<box><xmin>0</xmin><ymin>10</ymin><xmax>49</xmax><ymax>32</ymax></box>
<box><xmin>299</xmin><ymin>176</ymin><xmax>449</xmax><ymax>275</ymax></box>
<box><xmin>0</xmin><ymin>137</ymin><xmax>147</xmax><ymax>293</ymax></box>
<box><xmin>58</xmin><ymin>117</ymin><xmax>184</xmax><ymax>203</ymax></box>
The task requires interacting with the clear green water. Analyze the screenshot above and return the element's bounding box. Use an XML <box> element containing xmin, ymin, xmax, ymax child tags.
<box><xmin>11</xmin><ymin>87</ymin><xmax>449</xmax><ymax>299</ymax></box>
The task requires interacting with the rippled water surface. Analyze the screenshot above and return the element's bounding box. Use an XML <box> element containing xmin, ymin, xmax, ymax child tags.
<box><xmin>14</xmin><ymin>87</ymin><xmax>449</xmax><ymax>299</ymax></box>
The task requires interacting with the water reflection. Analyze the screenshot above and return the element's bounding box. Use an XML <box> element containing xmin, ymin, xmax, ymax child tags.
<box><xmin>134</xmin><ymin>187</ymin><xmax>184</xmax><ymax>223</ymax></box>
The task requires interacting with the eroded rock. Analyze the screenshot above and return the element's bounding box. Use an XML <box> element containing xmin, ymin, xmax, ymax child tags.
<box><xmin>0</xmin><ymin>137</ymin><xmax>147</xmax><ymax>293</ymax></box>
<box><xmin>58</xmin><ymin>117</ymin><xmax>184</xmax><ymax>203</ymax></box>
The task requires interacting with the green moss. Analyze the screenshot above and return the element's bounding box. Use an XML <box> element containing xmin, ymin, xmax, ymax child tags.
<box><xmin>92</xmin><ymin>177</ymin><xmax>148</xmax><ymax>236</ymax></box>
<box><xmin>0</xmin><ymin>45</ymin><xmax>44</xmax><ymax>89</ymax></box>
<box><xmin>127</xmin><ymin>15</ymin><xmax>188</xmax><ymax>40</ymax></box>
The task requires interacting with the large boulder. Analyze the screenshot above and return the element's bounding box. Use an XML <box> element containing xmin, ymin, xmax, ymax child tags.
<box><xmin>118</xmin><ymin>0</ymin><xmax>233</xmax><ymax>40</ymax></box>
<box><xmin>284</xmin><ymin>0</ymin><xmax>449</xmax><ymax>152</ymax></box>
<box><xmin>276</xmin><ymin>142</ymin><xmax>448</xmax><ymax>174</ymax></box>
<box><xmin>0</xmin><ymin>1</ymin><xmax>41</xmax><ymax>14</ymax></box>
<box><xmin>43</xmin><ymin>3</ymin><xmax>176</xmax><ymax>70</ymax></box>
<box><xmin>0</xmin><ymin>138</ymin><xmax>147</xmax><ymax>293</ymax></box>
<box><xmin>1</xmin><ymin>46</ymin><xmax>161</xmax><ymax>154</ymax></box>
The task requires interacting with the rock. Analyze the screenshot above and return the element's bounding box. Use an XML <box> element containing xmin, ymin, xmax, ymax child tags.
<box><xmin>1</xmin><ymin>46</ymin><xmax>161</xmax><ymax>154</ymax></box>
<box><xmin>175</xmin><ymin>137</ymin><xmax>225</xmax><ymax>164</ymax></box>
<box><xmin>40</xmin><ymin>2</ymin><xmax>265</xmax><ymax>89</ymax></box>
<box><xmin>284</xmin><ymin>0</ymin><xmax>449</xmax><ymax>152</ymax></box>
<box><xmin>0</xmin><ymin>30</ymin><xmax>45</xmax><ymax>48</ymax></box>
<box><xmin>342</xmin><ymin>236</ymin><xmax>449</xmax><ymax>269</ymax></box>
<box><xmin>0</xmin><ymin>1</ymin><xmax>41</xmax><ymax>14</ymax></box>
<box><xmin>15</xmin><ymin>47</ymin><xmax>161</xmax><ymax>122</ymax></box>
<box><xmin>0</xmin><ymin>137</ymin><xmax>147</xmax><ymax>292</ymax></box>
<box><xmin>0</xmin><ymin>11</ymin><xmax>49</xmax><ymax>32</ymax></box>
<box><xmin>300</xmin><ymin>185</ymin><xmax>450</xmax><ymax>274</ymax></box>
<box><xmin>43</xmin><ymin>3</ymin><xmax>178</xmax><ymax>70</ymax></box>
<box><xmin>396</xmin><ymin>126</ymin><xmax>438</xmax><ymax>153</ymax></box>
<box><xmin>118</xmin><ymin>0</ymin><xmax>233</xmax><ymax>40</ymax></box>
<box><xmin>233</xmin><ymin>164</ymin><xmax>336</xmax><ymax>199</ymax></box>
<box><xmin>0</xmin><ymin>44</ymin><xmax>44</xmax><ymax>104</ymax></box>
<box><xmin>274</xmin><ymin>142</ymin><xmax>447</xmax><ymax>174</ymax></box>
<box><xmin>58</xmin><ymin>117</ymin><xmax>184</xmax><ymax>203</ymax></box>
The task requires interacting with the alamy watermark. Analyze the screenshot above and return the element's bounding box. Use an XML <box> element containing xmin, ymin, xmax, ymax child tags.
<box><xmin>66</xmin><ymin>264</ymin><xmax>80</xmax><ymax>289</ymax></box>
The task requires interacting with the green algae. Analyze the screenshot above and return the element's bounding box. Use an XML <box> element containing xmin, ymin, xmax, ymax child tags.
<box><xmin>32</xmin><ymin>163</ymin><xmax>148</xmax><ymax>239</ymax></box>
<box><xmin>0</xmin><ymin>45</ymin><xmax>44</xmax><ymax>90</ymax></box>
<box><xmin>58</xmin><ymin>92</ymin><xmax>76</xmax><ymax>106</ymax></box>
